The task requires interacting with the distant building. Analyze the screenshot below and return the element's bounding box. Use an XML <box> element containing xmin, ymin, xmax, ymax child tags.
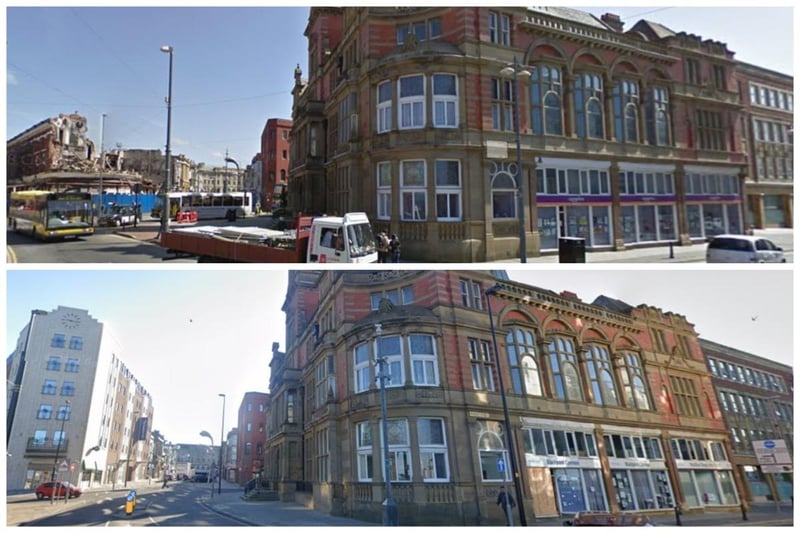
<box><xmin>6</xmin><ymin>113</ymin><xmax>97</xmax><ymax>183</ymax></box>
<box><xmin>699</xmin><ymin>338</ymin><xmax>793</xmax><ymax>504</ymax></box>
<box><xmin>172</xmin><ymin>442</ymin><xmax>220</xmax><ymax>476</ymax></box>
<box><xmin>734</xmin><ymin>62</ymin><xmax>794</xmax><ymax>229</ymax></box>
<box><xmin>195</xmin><ymin>163</ymin><xmax>242</xmax><ymax>193</ymax></box>
<box><xmin>6</xmin><ymin>306</ymin><xmax>154</xmax><ymax>490</ymax></box>
<box><xmin>261</xmin><ymin>118</ymin><xmax>292</xmax><ymax>209</ymax></box>
<box><xmin>236</xmin><ymin>391</ymin><xmax>269</xmax><ymax>485</ymax></box>
<box><xmin>224</xmin><ymin>428</ymin><xmax>238</xmax><ymax>482</ymax></box>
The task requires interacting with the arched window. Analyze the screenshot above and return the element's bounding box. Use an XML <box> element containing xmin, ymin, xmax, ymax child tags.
<box><xmin>531</xmin><ymin>64</ymin><xmax>563</xmax><ymax>135</ymax></box>
<box><xmin>613</xmin><ymin>80</ymin><xmax>640</xmax><ymax>143</ymax></box>
<box><xmin>618</xmin><ymin>351</ymin><xmax>652</xmax><ymax>410</ymax></box>
<box><xmin>490</xmin><ymin>162</ymin><xmax>518</xmax><ymax>219</ymax></box>
<box><xmin>505</xmin><ymin>327</ymin><xmax>542</xmax><ymax>396</ymax></box>
<box><xmin>574</xmin><ymin>73</ymin><xmax>604</xmax><ymax>139</ymax></box>
<box><xmin>477</xmin><ymin>420</ymin><xmax>511</xmax><ymax>481</ymax></box>
<box><xmin>547</xmin><ymin>336</ymin><xmax>583</xmax><ymax>401</ymax></box>
<box><xmin>646</xmin><ymin>87</ymin><xmax>671</xmax><ymax>146</ymax></box>
<box><xmin>586</xmin><ymin>344</ymin><xmax>618</xmax><ymax>406</ymax></box>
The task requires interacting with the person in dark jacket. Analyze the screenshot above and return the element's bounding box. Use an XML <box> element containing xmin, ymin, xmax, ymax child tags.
<box><xmin>389</xmin><ymin>234</ymin><xmax>401</xmax><ymax>263</ymax></box>
<box><xmin>497</xmin><ymin>487</ymin><xmax>515</xmax><ymax>525</ymax></box>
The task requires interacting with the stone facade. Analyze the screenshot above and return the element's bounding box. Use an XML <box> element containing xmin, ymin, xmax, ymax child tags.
<box><xmin>265</xmin><ymin>270</ymin><xmax>750</xmax><ymax>525</ymax></box>
<box><xmin>288</xmin><ymin>7</ymin><xmax>790</xmax><ymax>262</ymax></box>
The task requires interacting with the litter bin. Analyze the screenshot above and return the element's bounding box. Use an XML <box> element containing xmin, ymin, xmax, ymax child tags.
<box><xmin>559</xmin><ymin>237</ymin><xmax>586</xmax><ymax>263</ymax></box>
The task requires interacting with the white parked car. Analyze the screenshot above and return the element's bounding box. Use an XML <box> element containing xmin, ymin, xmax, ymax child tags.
<box><xmin>705</xmin><ymin>234</ymin><xmax>786</xmax><ymax>263</ymax></box>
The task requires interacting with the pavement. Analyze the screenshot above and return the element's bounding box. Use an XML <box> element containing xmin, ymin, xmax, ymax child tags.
<box><xmin>6</xmin><ymin>478</ymin><xmax>792</xmax><ymax>527</ymax></box>
<box><xmin>119</xmin><ymin>221</ymin><xmax>791</xmax><ymax>264</ymax></box>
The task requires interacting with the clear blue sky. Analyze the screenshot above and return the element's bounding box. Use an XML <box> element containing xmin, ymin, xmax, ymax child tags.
<box><xmin>5</xmin><ymin>5</ymin><xmax>795</xmax><ymax>167</ymax></box>
<box><xmin>5</xmin><ymin>269</ymin><xmax>792</xmax><ymax>445</ymax></box>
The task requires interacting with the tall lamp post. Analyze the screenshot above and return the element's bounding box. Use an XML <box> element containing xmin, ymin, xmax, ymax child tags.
<box><xmin>500</xmin><ymin>56</ymin><xmax>531</xmax><ymax>263</ymax></box>
<box><xmin>160</xmin><ymin>45</ymin><xmax>174</xmax><ymax>234</ymax></box>
<box><xmin>224</xmin><ymin>156</ymin><xmax>241</xmax><ymax>204</ymax></box>
<box><xmin>50</xmin><ymin>400</ymin><xmax>70</xmax><ymax>504</ymax></box>
<box><xmin>99</xmin><ymin>113</ymin><xmax>106</xmax><ymax>217</ymax></box>
<box><xmin>374</xmin><ymin>323</ymin><xmax>398</xmax><ymax>526</ymax></box>
<box><xmin>218</xmin><ymin>393</ymin><xmax>226</xmax><ymax>494</ymax></box>
<box><xmin>485</xmin><ymin>285</ymin><xmax>527</xmax><ymax>526</ymax></box>
<box><xmin>200</xmin><ymin>430</ymin><xmax>214</xmax><ymax>498</ymax></box>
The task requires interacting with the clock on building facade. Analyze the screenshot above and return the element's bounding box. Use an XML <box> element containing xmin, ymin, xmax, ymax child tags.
<box><xmin>61</xmin><ymin>312</ymin><xmax>81</xmax><ymax>329</ymax></box>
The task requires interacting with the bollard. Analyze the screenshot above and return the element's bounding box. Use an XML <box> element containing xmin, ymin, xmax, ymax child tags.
<box><xmin>669</xmin><ymin>241</ymin><xmax>674</xmax><ymax>259</ymax></box>
<box><xmin>674</xmin><ymin>505</ymin><xmax>682</xmax><ymax>526</ymax></box>
<box><xmin>740</xmin><ymin>502</ymin><xmax>748</xmax><ymax>521</ymax></box>
<box><xmin>125</xmin><ymin>490</ymin><xmax>137</xmax><ymax>515</ymax></box>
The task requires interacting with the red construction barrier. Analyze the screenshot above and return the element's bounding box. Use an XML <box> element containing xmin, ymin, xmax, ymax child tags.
<box><xmin>176</xmin><ymin>211</ymin><xmax>198</xmax><ymax>223</ymax></box>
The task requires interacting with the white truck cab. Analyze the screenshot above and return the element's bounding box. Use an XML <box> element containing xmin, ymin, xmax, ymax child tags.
<box><xmin>307</xmin><ymin>212</ymin><xmax>378</xmax><ymax>263</ymax></box>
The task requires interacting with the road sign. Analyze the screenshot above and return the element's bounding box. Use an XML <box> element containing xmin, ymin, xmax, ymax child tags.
<box><xmin>752</xmin><ymin>439</ymin><xmax>792</xmax><ymax>473</ymax></box>
<box><xmin>59</xmin><ymin>460</ymin><xmax>69</xmax><ymax>472</ymax></box>
<box><xmin>497</xmin><ymin>458</ymin><xmax>506</xmax><ymax>473</ymax></box>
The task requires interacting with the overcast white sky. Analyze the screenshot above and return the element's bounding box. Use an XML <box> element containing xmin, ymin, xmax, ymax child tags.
<box><xmin>4</xmin><ymin>267</ymin><xmax>794</xmax><ymax>445</ymax></box>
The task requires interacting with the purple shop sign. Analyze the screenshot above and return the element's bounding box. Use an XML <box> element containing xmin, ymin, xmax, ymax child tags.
<box><xmin>620</xmin><ymin>195</ymin><xmax>677</xmax><ymax>203</ymax></box>
<box><xmin>537</xmin><ymin>195</ymin><xmax>612</xmax><ymax>204</ymax></box>
<box><xmin>685</xmin><ymin>194</ymin><xmax>739</xmax><ymax>202</ymax></box>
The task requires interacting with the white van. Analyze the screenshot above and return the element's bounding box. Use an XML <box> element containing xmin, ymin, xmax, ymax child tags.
<box><xmin>307</xmin><ymin>212</ymin><xmax>378</xmax><ymax>263</ymax></box>
<box><xmin>705</xmin><ymin>234</ymin><xmax>786</xmax><ymax>263</ymax></box>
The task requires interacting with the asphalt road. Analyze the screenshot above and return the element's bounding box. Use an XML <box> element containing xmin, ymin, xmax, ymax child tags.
<box><xmin>6</xmin><ymin>226</ymin><xmax>196</xmax><ymax>263</ymax></box>
<box><xmin>7</xmin><ymin>481</ymin><xmax>247</xmax><ymax>527</ymax></box>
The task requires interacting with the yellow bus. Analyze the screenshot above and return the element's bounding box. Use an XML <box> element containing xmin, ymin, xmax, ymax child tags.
<box><xmin>8</xmin><ymin>190</ymin><xmax>95</xmax><ymax>240</ymax></box>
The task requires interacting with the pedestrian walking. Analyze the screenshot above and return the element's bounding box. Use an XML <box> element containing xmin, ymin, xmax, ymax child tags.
<box><xmin>376</xmin><ymin>232</ymin><xmax>390</xmax><ymax>263</ymax></box>
<box><xmin>162</xmin><ymin>477</ymin><xmax>168</xmax><ymax>489</ymax></box>
<box><xmin>496</xmin><ymin>487</ymin><xmax>515</xmax><ymax>526</ymax></box>
<box><xmin>389</xmin><ymin>234</ymin><xmax>401</xmax><ymax>263</ymax></box>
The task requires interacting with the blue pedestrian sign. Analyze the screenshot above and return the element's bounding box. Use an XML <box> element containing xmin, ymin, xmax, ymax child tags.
<box><xmin>497</xmin><ymin>458</ymin><xmax>506</xmax><ymax>473</ymax></box>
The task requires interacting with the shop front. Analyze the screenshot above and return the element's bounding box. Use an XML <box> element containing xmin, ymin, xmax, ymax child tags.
<box><xmin>670</xmin><ymin>437</ymin><xmax>740</xmax><ymax>509</ymax></box>
<box><xmin>683</xmin><ymin>167</ymin><xmax>744</xmax><ymax>240</ymax></box>
<box><xmin>535</xmin><ymin>158</ymin><xmax>614</xmax><ymax>252</ymax></box>
<box><xmin>521</xmin><ymin>418</ymin><xmax>607</xmax><ymax>516</ymax></box>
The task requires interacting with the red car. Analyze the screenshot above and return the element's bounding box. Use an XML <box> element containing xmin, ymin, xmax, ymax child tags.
<box><xmin>35</xmin><ymin>481</ymin><xmax>82</xmax><ymax>500</ymax></box>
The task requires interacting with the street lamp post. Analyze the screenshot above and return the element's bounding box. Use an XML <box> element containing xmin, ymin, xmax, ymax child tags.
<box><xmin>160</xmin><ymin>45</ymin><xmax>174</xmax><ymax>234</ymax></box>
<box><xmin>50</xmin><ymin>400</ymin><xmax>70</xmax><ymax>504</ymax></box>
<box><xmin>200</xmin><ymin>430</ymin><xmax>214</xmax><ymax>498</ymax></box>
<box><xmin>500</xmin><ymin>56</ymin><xmax>531</xmax><ymax>263</ymax></box>
<box><xmin>485</xmin><ymin>284</ymin><xmax>527</xmax><ymax>526</ymax></box>
<box><xmin>224</xmin><ymin>156</ymin><xmax>241</xmax><ymax>205</ymax></box>
<box><xmin>218</xmin><ymin>393</ymin><xmax>226</xmax><ymax>494</ymax></box>
<box><xmin>99</xmin><ymin>113</ymin><xmax>106</xmax><ymax>217</ymax></box>
<box><xmin>374</xmin><ymin>323</ymin><xmax>398</xmax><ymax>526</ymax></box>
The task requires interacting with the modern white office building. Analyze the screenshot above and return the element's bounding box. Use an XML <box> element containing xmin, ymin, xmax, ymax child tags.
<box><xmin>6</xmin><ymin>306</ymin><xmax>154</xmax><ymax>490</ymax></box>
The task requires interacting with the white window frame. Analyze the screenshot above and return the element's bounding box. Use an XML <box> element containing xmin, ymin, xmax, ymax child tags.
<box><xmin>409</xmin><ymin>334</ymin><xmax>439</xmax><ymax>386</ymax></box>
<box><xmin>357</xmin><ymin>421</ymin><xmax>373</xmax><ymax>481</ymax></box>
<box><xmin>382</xmin><ymin>418</ymin><xmax>412</xmax><ymax>482</ymax></box>
<box><xmin>398</xmin><ymin>74</ymin><xmax>425</xmax><ymax>130</ymax></box>
<box><xmin>354</xmin><ymin>343</ymin><xmax>372</xmax><ymax>393</ymax></box>
<box><xmin>418</xmin><ymin>418</ymin><xmax>450</xmax><ymax>482</ymax></box>
<box><xmin>400</xmin><ymin>160</ymin><xmax>427</xmax><ymax>221</ymax></box>
<box><xmin>376</xmin><ymin>335</ymin><xmax>404</xmax><ymax>387</ymax></box>
<box><xmin>434</xmin><ymin>159</ymin><xmax>461</xmax><ymax>221</ymax></box>
<box><xmin>469</xmin><ymin>338</ymin><xmax>496</xmax><ymax>391</ymax></box>
<box><xmin>377</xmin><ymin>161</ymin><xmax>392</xmax><ymax>220</ymax></box>
<box><xmin>432</xmin><ymin>73</ymin><xmax>458</xmax><ymax>128</ymax></box>
<box><xmin>377</xmin><ymin>80</ymin><xmax>392</xmax><ymax>134</ymax></box>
